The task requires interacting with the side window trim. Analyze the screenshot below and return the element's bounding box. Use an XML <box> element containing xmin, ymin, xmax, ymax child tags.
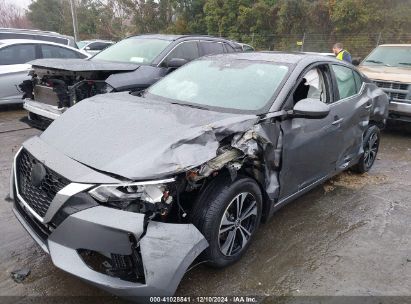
<box><xmin>280</xmin><ymin>62</ymin><xmax>333</xmax><ymax>110</ymax></box>
<box><xmin>157</xmin><ymin>40</ymin><xmax>199</xmax><ymax>67</ymax></box>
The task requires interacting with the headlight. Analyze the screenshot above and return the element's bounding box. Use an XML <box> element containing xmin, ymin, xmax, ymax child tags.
<box><xmin>89</xmin><ymin>178</ymin><xmax>175</xmax><ymax>203</ymax></box>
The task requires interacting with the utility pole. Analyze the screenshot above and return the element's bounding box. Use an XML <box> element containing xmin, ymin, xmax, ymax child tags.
<box><xmin>376</xmin><ymin>32</ymin><xmax>382</xmax><ymax>47</ymax></box>
<box><xmin>70</xmin><ymin>0</ymin><xmax>79</xmax><ymax>42</ymax></box>
<box><xmin>301</xmin><ymin>32</ymin><xmax>306</xmax><ymax>52</ymax></box>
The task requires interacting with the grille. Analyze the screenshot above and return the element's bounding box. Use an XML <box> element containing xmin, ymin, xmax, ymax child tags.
<box><xmin>374</xmin><ymin>81</ymin><xmax>410</xmax><ymax>103</ymax></box>
<box><xmin>16</xmin><ymin>149</ymin><xmax>70</xmax><ymax>218</ymax></box>
<box><xmin>375</xmin><ymin>81</ymin><xmax>409</xmax><ymax>91</ymax></box>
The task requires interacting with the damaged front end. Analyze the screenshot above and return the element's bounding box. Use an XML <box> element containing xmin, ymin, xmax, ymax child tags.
<box><xmin>20</xmin><ymin>59</ymin><xmax>138</xmax><ymax>129</ymax></box>
<box><xmin>21</xmin><ymin>68</ymin><xmax>114</xmax><ymax>127</ymax></box>
<box><xmin>10</xmin><ymin>139</ymin><xmax>209</xmax><ymax>297</ymax></box>
<box><xmin>10</xmin><ymin>89</ymin><xmax>285</xmax><ymax>297</ymax></box>
<box><xmin>9</xmin><ymin>112</ymin><xmax>280</xmax><ymax>298</ymax></box>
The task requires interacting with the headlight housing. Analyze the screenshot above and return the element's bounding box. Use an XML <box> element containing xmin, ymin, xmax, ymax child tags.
<box><xmin>89</xmin><ymin>178</ymin><xmax>175</xmax><ymax>204</ymax></box>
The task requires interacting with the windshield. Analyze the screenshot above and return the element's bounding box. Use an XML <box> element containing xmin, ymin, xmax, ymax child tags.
<box><xmin>92</xmin><ymin>38</ymin><xmax>171</xmax><ymax>64</ymax></box>
<box><xmin>362</xmin><ymin>46</ymin><xmax>411</xmax><ymax>67</ymax></box>
<box><xmin>146</xmin><ymin>59</ymin><xmax>289</xmax><ymax>112</ymax></box>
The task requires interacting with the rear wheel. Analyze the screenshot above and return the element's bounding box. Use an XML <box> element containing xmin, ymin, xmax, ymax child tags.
<box><xmin>191</xmin><ymin>176</ymin><xmax>262</xmax><ymax>267</ymax></box>
<box><xmin>353</xmin><ymin>125</ymin><xmax>380</xmax><ymax>173</ymax></box>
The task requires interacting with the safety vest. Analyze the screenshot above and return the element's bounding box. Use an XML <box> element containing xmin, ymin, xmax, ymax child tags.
<box><xmin>336</xmin><ymin>50</ymin><xmax>347</xmax><ymax>61</ymax></box>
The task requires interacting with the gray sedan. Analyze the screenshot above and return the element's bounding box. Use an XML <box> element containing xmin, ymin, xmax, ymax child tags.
<box><xmin>9</xmin><ymin>52</ymin><xmax>388</xmax><ymax>299</ymax></box>
<box><xmin>0</xmin><ymin>39</ymin><xmax>88</xmax><ymax>105</ymax></box>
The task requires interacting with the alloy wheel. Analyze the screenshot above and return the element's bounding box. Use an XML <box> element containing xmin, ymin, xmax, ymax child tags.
<box><xmin>364</xmin><ymin>132</ymin><xmax>379</xmax><ymax>169</ymax></box>
<box><xmin>218</xmin><ymin>192</ymin><xmax>258</xmax><ymax>257</ymax></box>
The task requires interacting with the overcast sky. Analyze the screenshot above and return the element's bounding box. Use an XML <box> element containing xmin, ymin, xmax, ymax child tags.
<box><xmin>6</xmin><ymin>0</ymin><xmax>32</xmax><ymax>9</ymax></box>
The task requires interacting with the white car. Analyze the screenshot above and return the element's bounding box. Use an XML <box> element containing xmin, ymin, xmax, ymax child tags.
<box><xmin>0</xmin><ymin>39</ymin><xmax>89</xmax><ymax>105</ymax></box>
<box><xmin>77</xmin><ymin>39</ymin><xmax>114</xmax><ymax>55</ymax></box>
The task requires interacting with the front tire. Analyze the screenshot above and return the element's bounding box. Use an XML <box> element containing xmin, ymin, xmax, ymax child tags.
<box><xmin>191</xmin><ymin>175</ymin><xmax>262</xmax><ymax>268</ymax></box>
<box><xmin>353</xmin><ymin>125</ymin><xmax>380</xmax><ymax>173</ymax></box>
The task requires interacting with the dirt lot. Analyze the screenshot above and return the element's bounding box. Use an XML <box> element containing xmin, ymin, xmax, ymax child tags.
<box><xmin>0</xmin><ymin>107</ymin><xmax>410</xmax><ymax>302</ymax></box>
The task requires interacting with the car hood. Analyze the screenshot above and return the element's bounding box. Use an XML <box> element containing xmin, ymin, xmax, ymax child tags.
<box><xmin>359</xmin><ymin>65</ymin><xmax>411</xmax><ymax>83</ymax></box>
<box><xmin>40</xmin><ymin>92</ymin><xmax>258</xmax><ymax>180</ymax></box>
<box><xmin>29</xmin><ymin>58</ymin><xmax>139</xmax><ymax>72</ymax></box>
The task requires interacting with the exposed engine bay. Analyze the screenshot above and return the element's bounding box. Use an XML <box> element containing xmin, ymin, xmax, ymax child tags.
<box><xmin>20</xmin><ymin>68</ymin><xmax>115</xmax><ymax>109</ymax></box>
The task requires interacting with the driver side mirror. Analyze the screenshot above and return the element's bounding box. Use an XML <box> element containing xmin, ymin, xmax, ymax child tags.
<box><xmin>292</xmin><ymin>98</ymin><xmax>330</xmax><ymax>119</ymax></box>
<box><xmin>167</xmin><ymin>58</ymin><xmax>188</xmax><ymax>69</ymax></box>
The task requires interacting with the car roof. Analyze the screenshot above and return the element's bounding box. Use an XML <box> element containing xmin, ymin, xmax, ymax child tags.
<box><xmin>0</xmin><ymin>39</ymin><xmax>73</xmax><ymax>47</ymax></box>
<box><xmin>378</xmin><ymin>44</ymin><xmax>411</xmax><ymax>47</ymax></box>
<box><xmin>0</xmin><ymin>27</ymin><xmax>74</xmax><ymax>39</ymax></box>
<box><xmin>79</xmin><ymin>39</ymin><xmax>114</xmax><ymax>43</ymax></box>
<box><xmin>128</xmin><ymin>34</ymin><xmax>239</xmax><ymax>43</ymax></box>
<box><xmin>204</xmin><ymin>51</ymin><xmax>340</xmax><ymax>64</ymax></box>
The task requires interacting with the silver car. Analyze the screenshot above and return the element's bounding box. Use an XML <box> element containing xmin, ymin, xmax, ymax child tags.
<box><xmin>0</xmin><ymin>39</ymin><xmax>88</xmax><ymax>105</ymax></box>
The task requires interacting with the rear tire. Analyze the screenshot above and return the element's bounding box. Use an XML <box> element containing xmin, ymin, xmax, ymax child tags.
<box><xmin>191</xmin><ymin>175</ymin><xmax>262</xmax><ymax>268</ymax></box>
<box><xmin>352</xmin><ymin>125</ymin><xmax>380</xmax><ymax>173</ymax></box>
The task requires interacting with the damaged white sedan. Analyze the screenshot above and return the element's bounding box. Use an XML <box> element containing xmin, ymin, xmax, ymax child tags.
<box><xmin>9</xmin><ymin>53</ymin><xmax>388</xmax><ymax>298</ymax></box>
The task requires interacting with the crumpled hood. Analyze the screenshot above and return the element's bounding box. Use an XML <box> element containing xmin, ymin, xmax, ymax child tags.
<box><xmin>29</xmin><ymin>58</ymin><xmax>139</xmax><ymax>72</ymax></box>
<box><xmin>359</xmin><ymin>65</ymin><xmax>411</xmax><ymax>83</ymax></box>
<box><xmin>40</xmin><ymin>92</ymin><xmax>258</xmax><ymax>180</ymax></box>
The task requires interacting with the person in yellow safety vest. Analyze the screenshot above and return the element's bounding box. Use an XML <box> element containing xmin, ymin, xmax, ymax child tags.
<box><xmin>332</xmin><ymin>43</ymin><xmax>352</xmax><ymax>64</ymax></box>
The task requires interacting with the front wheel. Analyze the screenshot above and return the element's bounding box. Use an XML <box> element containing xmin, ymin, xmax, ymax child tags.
<box><xmin>191</xmin><ymin>176</ymin><xmax>262</xmax><ymax>268</ymax></box>
<box><xmin>353</xmin><ymin>125</ymin><xmax>380</xmax><ymax>173</ymax></box>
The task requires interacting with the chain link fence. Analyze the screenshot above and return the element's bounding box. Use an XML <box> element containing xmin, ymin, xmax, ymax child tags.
<box><xmin>226</xmin><ymin>33</ymin><xmax>411</xmax><ymax>59</ymax></box>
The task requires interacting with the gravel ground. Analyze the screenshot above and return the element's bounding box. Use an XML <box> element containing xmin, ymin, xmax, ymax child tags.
<box><xmin>0</xmin><ymin>107</ymin><xmax>410</xmax><ymax>303</ymax></box>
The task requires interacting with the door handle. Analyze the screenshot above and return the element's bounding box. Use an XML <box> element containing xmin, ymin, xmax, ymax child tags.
<box><xmin>332</xmin><ymin>118</ymin><xmax>344</xmax><ymax>125</ymax></box>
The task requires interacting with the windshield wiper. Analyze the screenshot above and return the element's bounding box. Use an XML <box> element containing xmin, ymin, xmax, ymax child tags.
<box><xmin>170</xmin><ymin>102</ymin><xmax>209</xmax><ymax>110</ymax></box>
<box><xmin>399</xmin><ymin>62</ymin><xmax>411</xmax><ymax>66</ymax></box>
<box><xmin>365</xmin><ymin>60</ymin><xmax>392</xmax><ymax>67</ymax></box>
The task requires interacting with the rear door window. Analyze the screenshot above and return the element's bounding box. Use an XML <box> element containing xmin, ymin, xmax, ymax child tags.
<box><xmin>199</xmin><ymin>41</ymin><xmax>225</xmax><ymax>56</ymax></box>
<box><xmin>331</xmin><ymin>65</ymin><xmax>358</xmax><ymax>100</ymax></box>
<box><xmin>0</xmin><ymin>44</ymin><xmax>37</xmax><ymax>65</ymax></box>
<box><xmin>41</xmin><ymin>44</ymin><xmax>85</xmax><ymax>59</ymax></box>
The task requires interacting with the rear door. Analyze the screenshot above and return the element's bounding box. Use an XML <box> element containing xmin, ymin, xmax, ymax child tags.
<box><xmin>40</xmin><ymin>44</ymin><xmax>87</xmax><ymax>59</ymax></box>
<box><xmin>0</xmin><ymin>44</ymin><xmax>37</xmax><ymax>104</ymax></box>
<box><xmin>329</xmin><ymin>64</ymin><xmax>370</xmax><ymax>169</ymax></box>
<box><xmin>199</xmin><ymin>40</ymin><xmax>225</xmax><ymax>56</ymax></box>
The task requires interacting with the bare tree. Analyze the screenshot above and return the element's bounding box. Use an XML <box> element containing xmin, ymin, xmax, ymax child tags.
<box><xmin>0</xmin><ymin>0</ymin><xmax>31</xmax><ymax>28</ymax></box>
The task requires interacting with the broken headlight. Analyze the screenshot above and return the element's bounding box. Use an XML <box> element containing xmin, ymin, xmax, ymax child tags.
<box><xmin>89</xmin><ymin>178</ymin><xmax>175</xmax><ymax>204</ymax></box>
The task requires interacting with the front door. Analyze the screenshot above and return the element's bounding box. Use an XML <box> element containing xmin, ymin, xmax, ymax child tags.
<box><xmin>278</xmin><ymin>64</ymin><xmax>345</xmax><ymax>199</ymax></box>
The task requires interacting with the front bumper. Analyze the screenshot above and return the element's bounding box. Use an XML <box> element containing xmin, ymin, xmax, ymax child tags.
<box><xmin>388</xmin><ymin>101</ymin><xmax>411</xmax><ymax>122</ymax></box>
<box><xmin>12</xmin><ymin>188</ymin><xmax>207</xmax><ymax>297</ymax></box>
<box><xmin>23</xmin><ymin>99</ymin><xmax>65</xmax><ymax>121</ymax></box>
<box><xmin>9</xmin><ymin>142</ymin><xmax>208</xmax><ymax>297</ymax></box>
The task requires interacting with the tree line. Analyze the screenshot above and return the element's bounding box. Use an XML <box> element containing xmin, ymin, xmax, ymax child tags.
<box><xmin>2</xmin><ymin>0</ymin><xmax>411</xmax><ymax>55</ymax></box>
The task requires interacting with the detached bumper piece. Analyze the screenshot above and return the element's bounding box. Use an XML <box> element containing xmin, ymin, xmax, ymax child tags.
<box><xmin>23</xmin><ymin>99</ymin><xmax>64</xmax><ymax>124</ymax></box>
<box><xmin>11</xmin><ymin>149</ymin><xmax>208</xmax><ymax>298</ymax></box>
